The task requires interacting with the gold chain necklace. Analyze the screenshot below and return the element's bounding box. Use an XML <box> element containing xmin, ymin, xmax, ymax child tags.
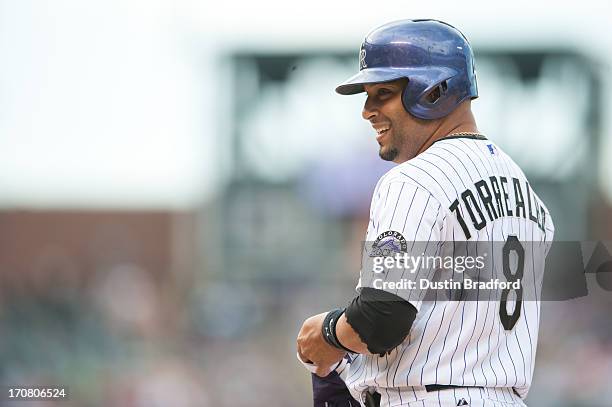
<box><xmin>446</xmin><ymin>131</ymin><xmax>485</xmax><ymax>138</ymax></box>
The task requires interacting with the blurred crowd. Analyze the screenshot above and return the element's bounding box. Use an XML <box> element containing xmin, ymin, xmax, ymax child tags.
<box><xmin>0</xmin><ymin>206</ymin><xmax>611</xmax><ymax>407</ymax></box>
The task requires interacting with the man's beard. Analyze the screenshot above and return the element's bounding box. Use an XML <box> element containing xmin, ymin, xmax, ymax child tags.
<box><xmin>379</xmin><ymin>146</ymin><xmax>399</xmax><ymax>161</ymax></box>
<box><xmin>378</xmin><ymin>130</ymin><xmax>403</xmax><ymax>162</ymax></box>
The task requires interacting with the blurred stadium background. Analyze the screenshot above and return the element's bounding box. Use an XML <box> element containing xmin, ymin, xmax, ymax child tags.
<box><xmin>1</xmin><ymin>1</ymin><xmax>611</xmax><ymax>406</ymax></box>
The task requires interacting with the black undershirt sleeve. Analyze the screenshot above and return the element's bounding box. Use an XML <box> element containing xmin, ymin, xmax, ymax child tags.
<box><xmin>344</xmin><ymin>287</ymin><xmax>417</xmax><ymax>355</ymax></box>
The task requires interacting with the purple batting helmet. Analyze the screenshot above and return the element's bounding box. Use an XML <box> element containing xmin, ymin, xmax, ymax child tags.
<box><xmin>336</xmin><ymin>19</ymin><xmax>478</xmax><ymax>120</ymax></box>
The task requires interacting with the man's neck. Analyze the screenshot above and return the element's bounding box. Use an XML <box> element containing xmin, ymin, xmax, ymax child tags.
<box><xmin>415</xmin><ymin>106</ymin><xmax>479</xmax><ymax>157</ymax></box>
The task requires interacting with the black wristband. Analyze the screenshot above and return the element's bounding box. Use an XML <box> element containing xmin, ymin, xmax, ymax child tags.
<box><xmin>321</xmin><ymin>308</ymin><xmax>354</xmax><ymax>353</ymax></box>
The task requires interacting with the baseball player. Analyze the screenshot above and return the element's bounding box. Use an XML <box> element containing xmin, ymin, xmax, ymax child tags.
<box><xmin>296</xmin><ymin>19</ymin><xmax>555</xmax><ymax>407</ymax></box>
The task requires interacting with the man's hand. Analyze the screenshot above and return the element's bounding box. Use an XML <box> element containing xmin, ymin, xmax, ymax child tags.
<box><xmin>296</xmin><ymin>312</ymin><xmax>346</xmax><ymax>377</ymax></box>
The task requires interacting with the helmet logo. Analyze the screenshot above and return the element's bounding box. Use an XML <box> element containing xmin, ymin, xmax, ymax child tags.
<box><xmin>359</xmin><ymin>48</ymin><xmax>367</xmax><ymax>70</ymax></box>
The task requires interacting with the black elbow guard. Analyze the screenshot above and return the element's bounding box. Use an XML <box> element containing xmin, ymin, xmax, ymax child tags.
<box><xmin>344</xmin><ymin>288</ymin><xmax>417</xmax><ymax>355</ymax></box>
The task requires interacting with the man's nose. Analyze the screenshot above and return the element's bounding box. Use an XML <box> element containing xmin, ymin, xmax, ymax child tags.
<box><xmin>362</xmin><ymin>96</ymin><xmax>379</xmax><ymax>121</ymax></box>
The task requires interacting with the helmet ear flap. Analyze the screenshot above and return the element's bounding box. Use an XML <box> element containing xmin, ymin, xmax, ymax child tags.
<box><xmin>402</xmin><ymin>79</ymin><xmax>451</xmax><ymax>118</ymax></box>
<box><xmin>425</xmin><ymin>80</ymin><xmax>448</xmax><ymax>104</ymax></box>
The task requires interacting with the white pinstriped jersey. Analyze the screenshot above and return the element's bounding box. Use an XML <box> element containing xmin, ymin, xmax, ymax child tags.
<box><xmin>345</xmin><ymin>135</ymin><xmax>554</xmax><ymax>405</ymax></box>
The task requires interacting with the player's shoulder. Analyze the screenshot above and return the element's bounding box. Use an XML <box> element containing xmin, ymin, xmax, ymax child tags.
<box><xmin>373</xmin><ymin>161</ymin><xmax>428</xmax><ymax>195</ymax></box>
<box><xmin>381</xmin><ymin>138</ymin><xmax>485</xmax><ymax>204</ymax></box>
<box><xmin>370</xmin><ymin>157</ymin><xmax>449</xmax><ymax>215</ymax></box>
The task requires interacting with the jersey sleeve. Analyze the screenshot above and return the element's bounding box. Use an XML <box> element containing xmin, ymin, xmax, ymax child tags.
<box><xmin>358</xmin><ymin>181</ymin><xmax>446</xmax><ymax>310</ymax></box>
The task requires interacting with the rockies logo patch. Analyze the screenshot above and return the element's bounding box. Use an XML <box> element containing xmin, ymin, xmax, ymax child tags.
<box><xmin>370</xmin><ymin>230</ymin><xmax>407</xmax><ymax>257</ymax></box>
<box><xmin>359</xmin><ymin>47</ymin><xmax>367</xmax><ymax>69</ymax></box>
